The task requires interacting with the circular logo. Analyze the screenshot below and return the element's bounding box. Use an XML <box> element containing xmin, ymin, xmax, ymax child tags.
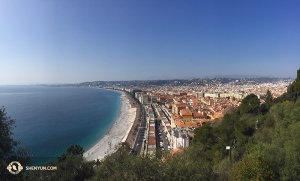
<box><xmin>7</xmin><ymin>161</ymin><xmax>23</xmax><ymax>175</ymax></box>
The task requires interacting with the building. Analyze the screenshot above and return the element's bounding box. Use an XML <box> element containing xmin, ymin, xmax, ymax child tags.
<box><xmin>179</xmin><ymin>109</ymin><xmax>193</xmax><ymax>122</ymax></box>
<box><xmin>172</xmin><ymin>127</ymin><xmax>189</xmax><ymax>149</ymax></box>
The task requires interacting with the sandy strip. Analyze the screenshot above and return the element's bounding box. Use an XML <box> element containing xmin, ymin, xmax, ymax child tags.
<box><xmin>83</xmin><ymin>91</ymin><xmax>136</xmax><ymax>161</ymax></box>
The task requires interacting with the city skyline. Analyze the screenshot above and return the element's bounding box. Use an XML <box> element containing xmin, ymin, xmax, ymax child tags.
<box><xmin>1</xmin><ymin>0</ymin><xmax>300</xmax><ymax>85</ymax></box>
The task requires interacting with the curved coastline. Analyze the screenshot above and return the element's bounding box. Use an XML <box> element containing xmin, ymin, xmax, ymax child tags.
<box><xmin>83</xmin><ymin>90</ymin><xmax>136</xmax><ymax>161</ymax></box>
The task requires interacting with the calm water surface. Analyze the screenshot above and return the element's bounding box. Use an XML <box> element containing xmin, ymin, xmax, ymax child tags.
<box><xmin>0</xmin><ymin>85</ymin><xmax>120</xmax><ymax>165</ymax></box>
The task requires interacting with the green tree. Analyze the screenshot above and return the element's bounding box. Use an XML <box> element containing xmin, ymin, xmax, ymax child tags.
<box><xmin>265</xmin><ymin>90</ymin><xmax>273</xmax><ymax>108</ymax></box>
<box><xmin>0</xmin><ymin>107</ymin><xmax>30</xmax><ymax>181</ymax></box>
<box><xmin>280</xmin><ymin>121</ymin><xmax>300</xmax><ymax>180</ymax></box>
<box><xmin>93</xmin><ymin>149</ymin><xmax>163</xmax><ymax>180</ymax></box>
<box><xmin>193</xmin><ymin>124</ymin><xmax>215</xmax><ymax>151</ymax></box>
<box><xmin>230</xmin><ymin>153</ymin><xmax>276</xmax><ymax>181</ymax></box>
<box><xmin>57</xmin><ymin>144</ymin><xmax>85</xmax><ymax>162</ymax></box>
<box><xmin>286</xmin><ymin>83</ymin><xmax>296</xmax><ymax>101</ymax></box>
<box><xmin>294</xmin><ymin>68</ymin><xmax>300</xmax><ymax>97</ymax></box>
<box><xmin>239</xmin><ymin>94</ymin><xmax>260</xmax><ymax>114</ymax></box>
<box><xmin>164</xmin><ymin>148</ymin><xmax>216</xmax><ymax>181</ymax></box>
<box><xmin>93</xmin><ymin>143</ymin><xmax>216</xmax><ymax>181</ymax></box>
<box><xmin>28</xmin><ymin>145</ymin><xmax>94</xmax><ymax>181</ymax></box>
<box><xmin>66</xmin><ymin>145</ymin><xmax>84</xmax><ymax>156</ymax></box>
<box><xmin>234</xmin><ymin>117</ymin><xmax>256</xmax><ymax>146</ymax></box>
<box><xmin>277</xmin><ymin>69</ymin><xmax>300</xmax><ymax>102</ymax></box>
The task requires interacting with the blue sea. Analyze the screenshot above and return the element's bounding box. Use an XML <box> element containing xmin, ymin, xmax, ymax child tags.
<box><xmin>0</xmin><ymin>85</ymin><xmax>120</xmax><ymax>165</ymax></box>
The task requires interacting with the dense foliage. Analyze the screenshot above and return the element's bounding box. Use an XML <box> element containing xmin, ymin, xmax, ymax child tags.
<box><xmin>92</xmin><ymin>144</ymin><xmax>215</xmax><ymax>181</ymax></box>
<box><xmin>27</xmin><ymin>145</ymin><xmax>94</xmax><ymax>181</ymax></box>
<box><xmin>0</xmin><ymin>107</ymin><xmax>30</xmax><ymax>181</ymax></box>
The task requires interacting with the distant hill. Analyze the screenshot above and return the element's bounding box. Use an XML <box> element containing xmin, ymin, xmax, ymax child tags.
<box><xmin>206</xmin><ymin>74</ymin><xmax>274</xmax><ymax>79</ymax></box>
<box><xmin>146</xmin><ymin>74</ymin><xmax>286</xmax><ymax>80</ymax></box>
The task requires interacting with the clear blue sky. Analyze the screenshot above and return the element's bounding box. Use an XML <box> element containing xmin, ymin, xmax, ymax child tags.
<box><xmin>1</xmin><ymin>0</ymin><xmax>299</xmax><ymax>85</ymax></box>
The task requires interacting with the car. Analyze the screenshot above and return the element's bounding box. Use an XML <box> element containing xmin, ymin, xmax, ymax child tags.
<box><xmin>137</xmin><ymin>144</ymin><xmax>140</xmax><ymax>146</ymax></box>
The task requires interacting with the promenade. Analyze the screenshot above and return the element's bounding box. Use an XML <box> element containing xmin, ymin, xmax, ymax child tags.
<box><xmin>83</xmin><ymin>91</ymin><xmax>136</xmax><ymax>161</ymax></box>
<box><xmin>125</xmin><ymin>92</ymin><xmax>141</xmax><ymax>149</ymax></box>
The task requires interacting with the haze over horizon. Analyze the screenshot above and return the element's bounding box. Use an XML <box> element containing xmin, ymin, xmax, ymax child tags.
<box><xmin>1</xmin><ymin>0</ymin><xmax>299</xmax><ymax>85</ymax></box>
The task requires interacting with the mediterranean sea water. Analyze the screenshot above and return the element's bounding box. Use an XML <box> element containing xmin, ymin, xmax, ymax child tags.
<box><xmin>0</xmin><ymin>85</ymin><xmax>120</xmax><ymax>165</ymax></box>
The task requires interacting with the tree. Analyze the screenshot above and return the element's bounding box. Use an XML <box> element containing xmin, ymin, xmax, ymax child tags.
<box><xmin>239</xmin><ymin>94</ymin><xmax>260</xmax><ymax>114</ymax></box>
<box><xmin>286</xmin><ymin>83</ymin><xmax>296</xmax><ymax>101</ymax></box>
<box><xmin>261</xmin><ymin>90</ymin><xmax>273</xmax><ymax>114</ymax></box>
<box><xmin>294</xmin><ymin>68</ymin><xmax>300</xmax><ymax>97</ymax></box>
<box><xmin>193</xmin><ymin>124</ymin><xmax>215</xmax><ymax>151</ymax></box>
<box><xmin>265</xmin><ymin>90</ymin><xmax>273</xmax><ymax>109</ymax></box>
<box><xmin>0</xmin><ymin>107</ymin><xmax>30</xmax><ymax>180</ymax></box>
<box><xmin>28</xmin><ymin>145</ymin><xmax>94</xmax><ymax>181</ymax></box>
<box><xmin>66</xmin><ymin>145</ymin><xmax>84</xmax><ymax>156</ymax></box>
<box><xmin>57</xmin><ymin>144</ymin><xmax>85</xmax><ymax>162</ymax></box>
<box><xmin>277</xmin><ymin>69</ymin><xmax>300</xmax><ymax>102</ymax></box>
<box><xmin>234</xmin><ymin>116</ymin><xmax>256</xmax><ymax>146</ymax></box>
<box><xmin>280</xmin><ymin>121</ymin><xmax>300</xmax><ymax>180</ymax></box>
<box><xmin>230</xmin><ymin>153</ymin><xmax>276</xmax><ymax>180</ymax></box>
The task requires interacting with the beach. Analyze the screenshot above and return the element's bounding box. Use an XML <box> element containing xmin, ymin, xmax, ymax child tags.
<box><xmin>83</xmin><ymin>91</ymin><xmax>136</xmax><ymax>161</ymax></box>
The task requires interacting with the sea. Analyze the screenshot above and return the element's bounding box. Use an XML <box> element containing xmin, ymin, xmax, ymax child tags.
<box><xmin>0</xmin><ymin>85</ymin><xmax>121</xmax><ymax>165</ymax></box>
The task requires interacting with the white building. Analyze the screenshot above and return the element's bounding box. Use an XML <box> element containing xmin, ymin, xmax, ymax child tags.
<box><xmin>172</xmin><ymin>128</ymin><xmax>189</xmax><ymax>149</ymax></box>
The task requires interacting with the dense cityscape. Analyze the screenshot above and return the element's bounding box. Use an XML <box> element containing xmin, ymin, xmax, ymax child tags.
<box><xmin>68</xmin><ymin>77</ymin><xmax>293</xmax><ymax>155</ymax></box>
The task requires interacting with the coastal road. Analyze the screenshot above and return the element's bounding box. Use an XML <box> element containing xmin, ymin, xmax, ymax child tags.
<box><xmin>133</xmin><ymin>105</ymin><xmax>147</xmax><ymax>155</ymax></box>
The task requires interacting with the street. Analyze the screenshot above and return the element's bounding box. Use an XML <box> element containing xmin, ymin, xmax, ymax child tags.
<box><xmin>132</xmin><ymin>106</ymin><xmax>147</xmax><ymax>155</ymax></box>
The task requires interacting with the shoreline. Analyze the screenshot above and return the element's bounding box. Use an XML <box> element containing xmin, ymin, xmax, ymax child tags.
<box><xmin>83</xmin><ymin>90</ymin><xmax>136</xmax><ymax>161</ymax></box>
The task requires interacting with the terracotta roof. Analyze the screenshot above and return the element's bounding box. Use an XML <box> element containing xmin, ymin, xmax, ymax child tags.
<box><xmin>180</xmin><ymin>109</ymin><xmax>192</xmax><ymax>116</ymax></box>
<box><xmin>185</xmin><ymin>121</ymin><xmax>199</xmax><ymax>127</ymax></box>
<box><xmin>192</xmin><ymin>98</ymin><xmax>198</xmax><ymax>104</ymax></box>
<box><xmin>175</xmin><ymin>104</ymin><xmax>186</xmax><ymax>108</ymax></box>
<box><xmin>175</xmin><ymin>119</ymin><xmax>202</xmax><ymax>128</ymax></box>
<box><xmin>165</xmin><ymin>95</ymin><xmax>173</xmax><ymax>100</ymax></box>
<box><xmin>148</xmin><ymin>137</ymin><xmax>156</xmax><ymax>145</ymax></box>
<box><xmin>171</xmin><ymin>114</ymin><xmax>183</xmax><ymax>120</ymax></box>
<box><xmin>193</xmin><ymin>112</ymin><xmax>205</xmax><ymax>118</ymax></box>
<box><xmin>175</xmin><ymin>119</ymin><xmax>186</xmax><ymax>127</ymax></box>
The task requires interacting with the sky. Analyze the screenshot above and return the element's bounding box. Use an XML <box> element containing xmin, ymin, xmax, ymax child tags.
<box><xmin>0</xmin><ymin>0</ymin><xmax>300</xmax><ymax>85</ymax></box>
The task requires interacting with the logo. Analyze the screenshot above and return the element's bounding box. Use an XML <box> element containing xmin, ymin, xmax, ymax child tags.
<box><xmin>7</xmin><ymin>161</ymin><xmax>23</xmax><ymax>175</ymax></box>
